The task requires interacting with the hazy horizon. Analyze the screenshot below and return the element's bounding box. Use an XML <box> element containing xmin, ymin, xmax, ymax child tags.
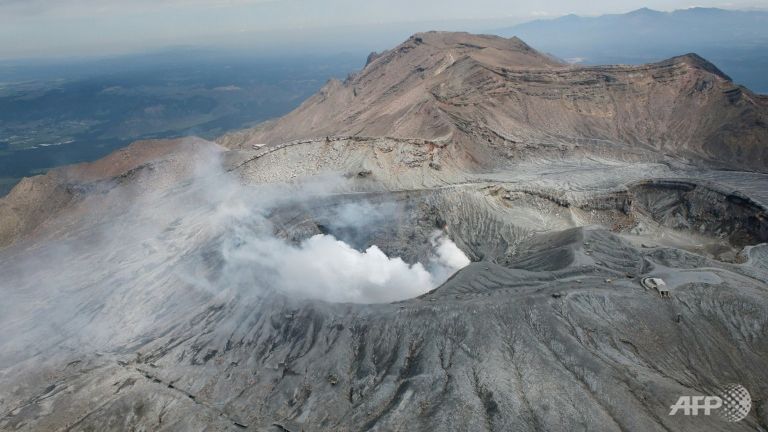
<box><xmin>2</xmin><ymin>0</ymin><xmax>767</xmax><ymax>60</ymax></box>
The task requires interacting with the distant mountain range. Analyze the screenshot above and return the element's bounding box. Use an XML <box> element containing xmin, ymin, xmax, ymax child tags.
<box><xmin>497</xmin><ymin>7</ymin><xmax>768</xmax><ymax>93</ymax></box>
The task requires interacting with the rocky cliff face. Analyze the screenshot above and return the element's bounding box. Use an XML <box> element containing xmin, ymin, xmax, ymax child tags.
<box><xmin>1</xmin><ymin>33</ymin><xmax>768</xmax><ymax>431</ymax></box>
<box><xmin>220</xmin><ymin>32</ymin><xmax>768</xmax><ymax>172</ymax></box>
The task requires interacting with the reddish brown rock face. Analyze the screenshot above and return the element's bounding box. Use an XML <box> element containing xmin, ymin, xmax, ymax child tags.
<box><xmin>219</xmin><ymin>32</ymin><xmax>767</xmax><ymax>173</ymax></box>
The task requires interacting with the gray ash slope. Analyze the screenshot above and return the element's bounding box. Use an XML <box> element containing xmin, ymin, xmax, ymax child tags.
<box><xmin>1</xmin><ymin>32</ymin><xmax>768</xmax><ymax>431</ymax></box>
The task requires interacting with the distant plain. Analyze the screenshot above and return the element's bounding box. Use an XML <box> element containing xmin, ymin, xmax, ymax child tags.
<box><xmin>0</xmin><ymin>50</ymin><xmax>362</xmax><ymax>195</ymax></box>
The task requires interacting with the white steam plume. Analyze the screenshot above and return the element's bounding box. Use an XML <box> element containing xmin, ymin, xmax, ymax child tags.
<box><xmin>0</xmin><ymin>139</ymin><xmax>473</xmax><ymax>371</ymax></box>
<box><xmin>221</xmin><ymin>230</ymin><xmax>469</xmax><ymax>304</ymax></box>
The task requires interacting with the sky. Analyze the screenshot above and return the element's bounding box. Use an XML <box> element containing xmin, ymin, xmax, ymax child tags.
<box><xmin>1</xmin><ymin>0</ymin><xmax>767</xmax><ymax>59</ymax></box>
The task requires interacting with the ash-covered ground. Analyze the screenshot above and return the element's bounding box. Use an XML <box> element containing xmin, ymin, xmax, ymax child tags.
<box><xmin>1</xmin><ymin>32</ymin><xmax>767</xmax><ymax>431</ymax></box>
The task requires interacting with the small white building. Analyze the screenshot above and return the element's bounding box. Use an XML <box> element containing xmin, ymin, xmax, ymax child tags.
<box><xmin>641</xmin><ymin>277</ymin><xmax>670</xmax><ymax>298</ymax></box>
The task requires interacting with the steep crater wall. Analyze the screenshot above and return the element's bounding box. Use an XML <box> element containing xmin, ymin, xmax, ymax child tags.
<box><xmin>628</xmin><ymin>179</ymin><xmax>768</xmax><ymax>248</ymax></box>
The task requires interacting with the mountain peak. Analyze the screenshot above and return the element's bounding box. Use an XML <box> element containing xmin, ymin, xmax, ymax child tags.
<box><xmin>667</xmin><ymin>53</ymin><xmax>732</xmax><ymax>80</ymax></box>
<box><xmin>405</xmin><ymin>31</ymin><xmax>534</xmax><ymax>51</ymax></box>
<box><xmin>626</xmin><ymin>7</ymin><xmax>663</xmax><ymax>16</ymax></box>
<box><xmin>218</xmin><ymin>31</ymin><xmax>766</xmax><ymax>174</ymax></box>
<box><xmin>361</xmin><ymin>31</ymin><xmax>562</xmax><ymax>74</ymax></box>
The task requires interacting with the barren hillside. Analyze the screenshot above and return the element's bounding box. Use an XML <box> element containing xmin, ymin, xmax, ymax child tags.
<box><xmin>1</xmin><ymin>33</ymin><xmax>767</xmax><ymax>431</ymax></box>
<box><xmin>220</xmin><ymin>32</ymin><xmax>768</xmax><ymax>172</ymax></box>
